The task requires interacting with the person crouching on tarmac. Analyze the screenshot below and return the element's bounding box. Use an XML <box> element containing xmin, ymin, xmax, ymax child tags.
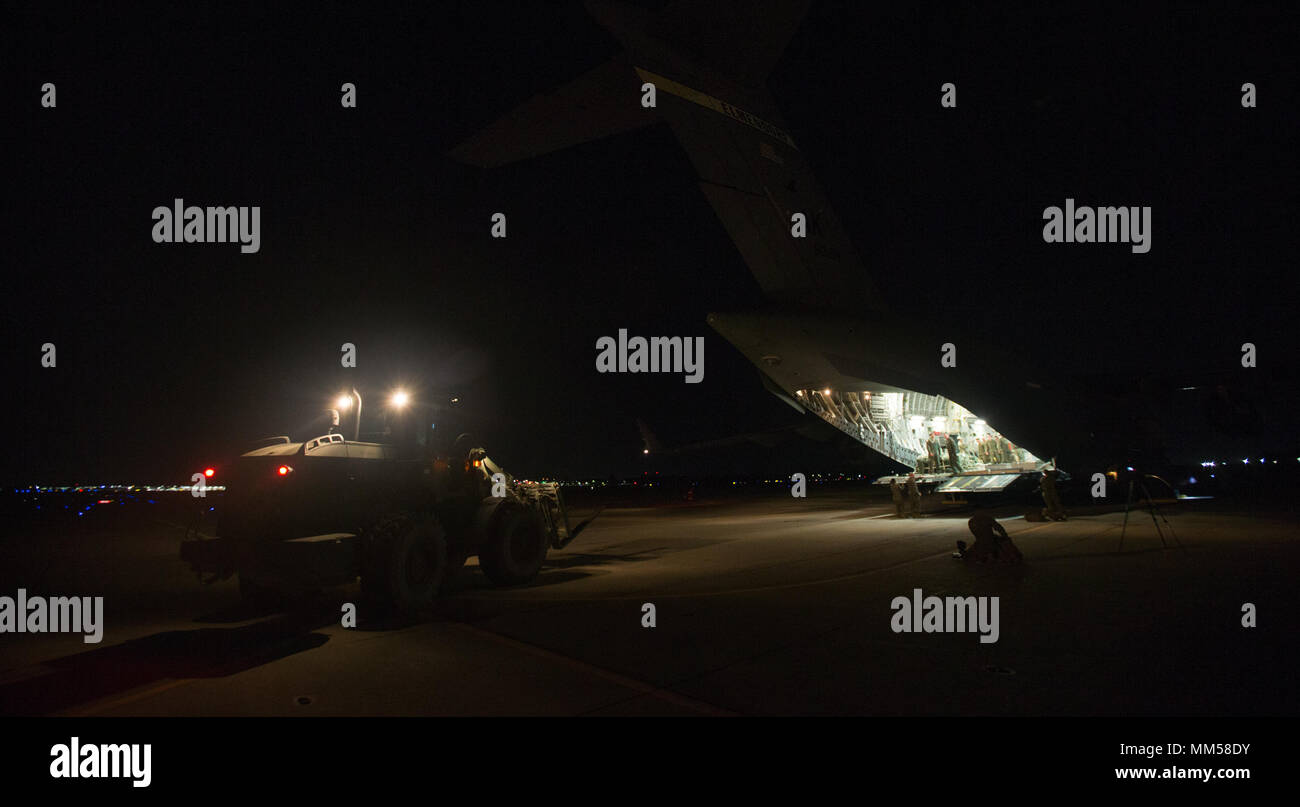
<box><xmin>954</xmin><ymin>513</ymin><xmax>1023</xmax><ymax>564</ymax></box>
<box><xmin>906</xmin><ymin>472</ymin><xmax>921</xmax><ymax>517</ymax></box>
<box><xmin>890</xmin><ymin>478</ymin><xmax>906</xmax><ymax>518</ymax></box>
<box><xmin>1040</xmin><ymin>468</ymin><xmax>1066</xmax><ymax>521</ymax></box>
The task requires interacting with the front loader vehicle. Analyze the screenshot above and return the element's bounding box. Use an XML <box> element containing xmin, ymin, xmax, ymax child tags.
<box><xmin>182</xmin><ymin>407</ymin><xmax>600</xmax><ymax>614</ymax></box>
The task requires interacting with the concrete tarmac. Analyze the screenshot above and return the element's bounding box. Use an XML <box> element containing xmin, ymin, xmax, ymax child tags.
<box><xmin>1</xmin><ymin>492</ymin><xmax>1295</xmax><ymax>715</ymax></box>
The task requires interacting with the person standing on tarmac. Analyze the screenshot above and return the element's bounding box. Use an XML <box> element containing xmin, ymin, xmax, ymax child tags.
<box><xmin>906</xmin><ymin>472</ymin><xmax>922</xmax><ymax>517</ymax></box>
<box><xmin>890</xmin><ymin>478</ymin><xmax>906</xmax><ymax>518</ymax></box>
<box><xmin>1040</xmin><ymin>468</ymin><xmax>1066</xmax><ymax>521</ymax></box>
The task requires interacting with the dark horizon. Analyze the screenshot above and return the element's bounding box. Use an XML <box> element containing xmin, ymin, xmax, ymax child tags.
<box><xmin>6</xmin><ymin>1</ymin><xmax>1297</xmax><ymax>485</ymax></box>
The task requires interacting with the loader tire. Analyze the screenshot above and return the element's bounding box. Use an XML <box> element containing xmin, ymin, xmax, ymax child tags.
<box><xmin>444</xmin><ymin>546</ymin><xmax>469</xmax><ymax>581</ymax></box>
<box><xmin>238</xmin><ymin>574</ymin><xmax>284</xmax><ymax>608</ymax></box>
<box><xmin>362</xmin><ymin>513</ymin><xmax>448</xmax><ymax>614</ymax></box>
<box><xmin>479</xmin><ymin>506</ymin><xmax>549</xmax><ymax>586</ymax></box>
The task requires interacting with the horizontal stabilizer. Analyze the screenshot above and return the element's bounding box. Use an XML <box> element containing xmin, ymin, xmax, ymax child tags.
<box><xmin>449</xmin><ymin>59</ymin><xmax>655</xmax><ymax>167</ymax></box>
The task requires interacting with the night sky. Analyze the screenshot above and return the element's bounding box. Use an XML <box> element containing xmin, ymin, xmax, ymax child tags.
<box><xmin>5</xmin><ymin>2</ymin><xmax>1297</xmax><ymax>485</ymax></box>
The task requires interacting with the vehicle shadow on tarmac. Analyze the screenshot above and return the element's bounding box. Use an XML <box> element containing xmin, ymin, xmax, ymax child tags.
<box><xmin>0</xmin><ymin>601</ymin><xmax>337</xmax><ymax>716</ymax></box>
<box><xmin>441</xmin><ymin>545</ymin><xmax>695</xmax><ymax>593</ymax></box>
